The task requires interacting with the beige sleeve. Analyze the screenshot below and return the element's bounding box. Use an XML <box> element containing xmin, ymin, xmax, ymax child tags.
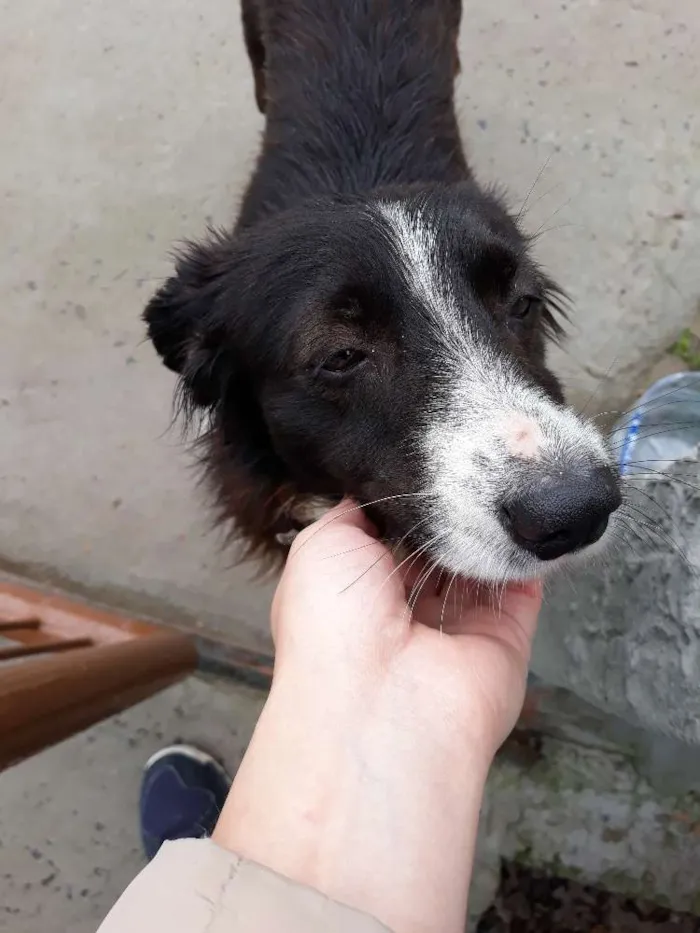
<box><xmin>97</xmin><ymin>838</ymin><xmax>392</xmax><ymax>933</ymax></box>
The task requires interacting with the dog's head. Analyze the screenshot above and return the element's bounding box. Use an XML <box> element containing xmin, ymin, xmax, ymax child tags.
<box><xmin>145</xmin><ymin>182</ymin><xmax>620</xmax><ymax>581</ymax></box>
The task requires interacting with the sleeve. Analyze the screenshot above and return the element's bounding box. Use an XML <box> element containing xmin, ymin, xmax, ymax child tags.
<box><xmin>96</xmin><ymin>837</ymin><xmax>392</xmax><ymax>933</ymax></box>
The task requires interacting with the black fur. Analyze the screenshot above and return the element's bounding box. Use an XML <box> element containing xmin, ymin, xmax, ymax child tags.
<box><xmin>144</xmin><ymin>0</ymin><xmax>566</xmax><ymax>567</ymax></box>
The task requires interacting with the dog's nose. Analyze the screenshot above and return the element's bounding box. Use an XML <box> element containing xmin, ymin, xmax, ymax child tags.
<box><xmin>500</xmin><ymin>466</ymin><xmax>621</xmax><ymax>561</ymax></box>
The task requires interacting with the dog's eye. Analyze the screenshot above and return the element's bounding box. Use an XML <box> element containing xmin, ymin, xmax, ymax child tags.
<box><xmin>509</xmin><ymin>295</ymin><xmax>542</xmax><ymax>321</ymax></box>
<box><xmin>319</xmin><ymin>348</ymin><xmax>367</xmax><ymax>377</ymax></box>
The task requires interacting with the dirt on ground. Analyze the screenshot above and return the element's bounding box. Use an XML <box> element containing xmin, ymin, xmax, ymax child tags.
<box><xmin>477</xmin><ymin>862</ymin><xmax>700</xmax><ymax>932</ymax></box>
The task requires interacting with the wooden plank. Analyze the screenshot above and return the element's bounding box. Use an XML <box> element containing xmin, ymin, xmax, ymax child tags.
<box><xmin>0</xmin><ymin>619</ymin><xmax>41</xmax><ymax>633</ymax></box>
<box><xmin>0</xmin><ymin>577</ymin><xmax>275</xmax><ymax>691</ymax></box>
<box><xmin>0</xmin><ymin>634</ymin><xmax>197</xmax><ymax>771</ymax></box>
<box><xmin>195</xmin><ymin>633</ymin><xmax>274</xmax><ymax>690</ymax></box>
<box><xmin>0</xmin><ymin>638</ymin><xmax>92</xmax><ymax>662</ymax></box>
<box><xmin>0</xmin><ymin>580</ymin><xmax>173</xmax><ymax>645</ymax></box>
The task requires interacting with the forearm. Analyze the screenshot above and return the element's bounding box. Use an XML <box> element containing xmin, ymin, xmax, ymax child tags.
<box><xmin>214</xmin><ymin>669</ymin><xmax>491</xmax><ymax>933</ymax></box>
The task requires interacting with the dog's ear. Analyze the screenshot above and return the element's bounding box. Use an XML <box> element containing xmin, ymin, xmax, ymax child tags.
<box><xmin>144</xmin><ymin>229</ymin><xmax>303</xmax><ymax>565</ymax></box>
<box><xmin>144</xmin><ymin>234</ymin><xmax>236</xmax><ymax>409</ymax></box>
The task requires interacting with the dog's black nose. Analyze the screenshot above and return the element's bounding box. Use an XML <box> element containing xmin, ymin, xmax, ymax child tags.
<box><xmin>500</xmin><ymin>466</ymin><xmax>621</xmax><ymax>561</ymax></box>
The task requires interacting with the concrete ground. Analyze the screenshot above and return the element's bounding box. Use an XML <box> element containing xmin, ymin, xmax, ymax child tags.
<box><xmin>1</xmin><ymin>0</ymin><xmax>699</xmax><ymax>930</ymax></box>
<box><xmin>2</xmin><ymin>0</ymin><xmax>699</xmax><ymax>650</ymax></box>
<box><xmin>1</xmin><ymin>678</ymin><xmax>264</xmax><ymax>933</ymax></box>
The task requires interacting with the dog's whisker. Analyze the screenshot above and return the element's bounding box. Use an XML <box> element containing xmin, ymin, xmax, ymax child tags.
<box><xmin>607</xmin><ymin>384</ymin><xmax>693</xmax><ymax>423</ymax></box>
<box><xmin>434</xmin><ymin>566</ymin><xmax>447</xmax><ymax>597</ymax></box>
<box><xmin>338</xmin><ymin>547</ymin><xmax>393</xmax><ymax>595</ymax></box>
<box><xmin>623</xmin><ymin>457</ymin><xmax>700</xmax><ymax>465</ymax></box>
<box><xmin>322</xmin><ymin>540</ymin><xmax>382</xmax><ymax>561</ymax></box>
<box><xmin>290</xmin><ymin>492</ymin><xmax>436</xmax><ymax>557</ymax></box>
<box><xmin>515</xmin><ymin>152</ymin><xmax>553</xmax><ymax>226</ymax></box>
<box><xmin>529</xmin><ymin>195</ymin><xmax>574</xmax><ymax>240</ymax></box>
<box><xmin>619</xmin><ymin>513</ymin><xmax>678</xmax><ymax>565</ymax></box>
<box><xmin>407</xmin><ymin>557</ymin><xmax>442</xmax><ymax>621</ymax></box>
<box><xmin>324</xmin><ymin>516</ymin><xmax>431</xmax><ymax>564</ymax></box>
<box><xmin>614</xmin><ymin>419</ymin><xmax>700</xmax><ymax>432</ymax></box>
<box><xmin>621</xmin><ymin>481</ymin><xmax>678</xmax><ymax>526</ymax></box>
<box><xmin>620</xmin><ymin>502</ymin><xmax>694</xmax><ymax>573</ymax></box>
<box><xmin>579</xmin><ymin>355</ymin><xmax>620</xmax><ymax>418</ymax></box>
<box><xmin>518</xmin><ymin>178</ymin><xmax>565</xmax><ymax>223</ymax></box>
<box><xmin>623</xmin><ymin>468</ymin><xmax>700</xmax><ymax>496</ymax></box>
<box><xmin>352</xmin><ymin>529</ymin><xmax>442</xmax><ymax>613</ymax></box>
<box><xmin>609</xmin><ymin>423</ymin><xmax>700</xmax><ymax>453</ymax></box>
<box><xmin>370</xmin><ymin>525</ymin><xmax>437</xmax><ymax>601</ymax></box>
<box><xmin>531</xmin><ymin>221</ymin><xmax>580</xmax><ymax>241</ymax></box>
<box><xmin>439</xmin><ymin>571</ymin><xmax>458</xmax><ymax>636</ymax></box>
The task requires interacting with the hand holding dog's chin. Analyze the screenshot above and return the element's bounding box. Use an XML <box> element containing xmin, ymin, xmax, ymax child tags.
<box><xmin>214</xmin><ymin>502</ymin><xmax>542</xmax><ymax>933</ymax></box>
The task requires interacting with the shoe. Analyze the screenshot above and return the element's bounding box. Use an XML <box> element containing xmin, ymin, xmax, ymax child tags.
<box><xmin>140</xmin><ymin>743</ymin><xmax>231</xmax><ymax>860</ymax></box>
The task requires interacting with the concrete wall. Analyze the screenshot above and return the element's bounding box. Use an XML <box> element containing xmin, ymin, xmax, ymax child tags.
<box><xmin>533</xmin><ymin>456</ymin><xmax>700</xmax><ymax>751</ymax></box>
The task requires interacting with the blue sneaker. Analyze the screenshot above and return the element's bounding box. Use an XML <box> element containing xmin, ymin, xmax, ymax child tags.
<box><xmin>140</xmin><ymin>744</ymin><xmax>231</xmax><ymax>860</ymax></box>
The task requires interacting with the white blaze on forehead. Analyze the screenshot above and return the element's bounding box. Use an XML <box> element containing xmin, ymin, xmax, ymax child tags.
<box><xmin>378</xmin><ymin>200</ymin><xmax>457</xmax><ymax>326</ymax></box>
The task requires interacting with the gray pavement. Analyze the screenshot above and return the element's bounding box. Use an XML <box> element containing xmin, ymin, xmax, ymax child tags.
<box><xmin>0</xmin><ymin>677</ymin><xmax>264</xmax><ymax>933</ymax></box>
<box><xmin>1</xmin><ymin>0</ymin><xmax>699</xmax><ymax>929</ymax></box>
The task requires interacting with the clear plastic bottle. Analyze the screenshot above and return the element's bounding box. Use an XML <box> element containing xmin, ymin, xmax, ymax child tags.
<box><xmin>611</xmin><ymin>371</ymin><xmax>700</xmax><ymax>475</ymax></box>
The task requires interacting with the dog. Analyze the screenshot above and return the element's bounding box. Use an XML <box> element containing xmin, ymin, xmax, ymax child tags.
<box><xmin>144</xmin><ymin>0</ymin><xmax>621</xmax><ymax>583</ymax></box>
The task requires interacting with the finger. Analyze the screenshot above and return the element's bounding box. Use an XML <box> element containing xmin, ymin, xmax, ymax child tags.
<box><xmin>287</xmin><ymin>498</ymin><xmax>404</xmax><ymax>602</ymax></box>
<box><xmin>402</xmin><ymin>560</ymin><xmax>454</xmax><ymax>600</ymax></box>
<box><xmin>414</xmin><ymin>571</ymin><xmax>514</xmax><ymax>627</ymax></box>
<box><xmin>499</xmin><ymin>580</ymin><xmax>543</xmax><ymax>643</ymax></box>
<box><xmin>416</xmin><ymin>577</ymin><xmax>542</xmax><ymax>650</ymax></box>
<box><xmin>329</xmin><ymin>498</ymin><xmax>379</xmax><ymax>536</ymax></box>
<box><xmin>412</xmin><ymin>575</ymin><xmax>479</xmax><ymax>628</ymax></box>
<box><xmin>288</xmin><ymin>499</ymin><xmax>378</xmax><ymax>560</ymax></box>
<box><xmin>460</xmin><ymin>580</ymin><xmax>543</xmax><ymax>661</ymax></box>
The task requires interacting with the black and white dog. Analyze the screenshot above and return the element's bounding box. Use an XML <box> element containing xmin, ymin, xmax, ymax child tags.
<box><xmin>145</xmin><ymin>0</ymin><xmax>621</xmax><ymax>582</ymax></box>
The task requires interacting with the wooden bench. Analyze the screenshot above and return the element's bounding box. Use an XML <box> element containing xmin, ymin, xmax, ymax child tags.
<box><xmin>0</xmin><ymin>580</ymin><xmax>202</xmax><ymax>771</ymax></box>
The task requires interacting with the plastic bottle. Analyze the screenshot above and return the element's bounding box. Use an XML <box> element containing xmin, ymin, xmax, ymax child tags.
<box><xmin>611</xmin><ymin>371</ymin><xmax>700</xmax><ymax>476</ymax></box>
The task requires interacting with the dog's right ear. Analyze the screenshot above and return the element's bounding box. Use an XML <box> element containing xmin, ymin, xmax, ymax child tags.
<box><xmin>144</xmin><ymin>236</ymin><xmax>235</xmax><ymax>409</ymax></box>
<box><xmin>143</xmin><ymin>227</ymin><xmax>306</xmax><ymax>567</ymax></box>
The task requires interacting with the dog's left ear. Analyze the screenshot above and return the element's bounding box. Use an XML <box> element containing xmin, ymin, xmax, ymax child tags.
<box><xmin>144</xmin><ymin>234</ymin><xmax>236</xmax><ymax>408</ymax></box>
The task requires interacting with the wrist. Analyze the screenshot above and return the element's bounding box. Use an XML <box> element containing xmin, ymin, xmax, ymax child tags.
<box><xmin>215</xmin><ymin>671</ymin><xmax>492</xmax><ymax>933</ymax></box>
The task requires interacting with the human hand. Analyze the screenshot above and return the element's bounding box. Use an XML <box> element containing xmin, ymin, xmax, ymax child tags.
<box><xmin>271</xmin><ymin>500</ymin><xmax>542</xmax><ymax>757</ymax></box>
<box><xmin>216</xmin><ymin>501</ymin><xmax>542</xmax><ymax>933</ymax></box>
